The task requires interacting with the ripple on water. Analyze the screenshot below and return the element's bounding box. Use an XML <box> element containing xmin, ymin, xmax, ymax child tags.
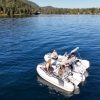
<box><xmin>0</xmin><ymin>15</ymin><xmax>100</xmax><ymax>100</ymax></box>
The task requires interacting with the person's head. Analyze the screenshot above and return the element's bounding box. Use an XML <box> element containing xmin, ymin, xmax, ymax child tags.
<box><xmin>62</xmin><ymin>65</ymin><xmax>65</xmax><ymax>69</ymax></box>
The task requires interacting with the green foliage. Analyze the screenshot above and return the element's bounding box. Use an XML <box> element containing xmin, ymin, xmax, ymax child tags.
<box><xmin>40</xmin><ymin>7</ymin><xmax>100</xmax><ymax>14</ymax></box>
<box><xmin>0</xmin><ymin>0</ymin><xmax>39</xmax><ymax>17</ymax></box>
<box><xmin>0</xmin><ymin>0</ymin><xmax>100</xmax><ymax>17</ymax></box>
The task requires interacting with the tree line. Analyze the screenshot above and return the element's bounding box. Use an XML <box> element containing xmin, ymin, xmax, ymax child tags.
<box><xmin>0</xmin><ymin>0</ymin><xmax>39</xmax><ymax>17</ymax></box>
<box><xmin>0</xmin><ymin>0</ymin><xmax>100</xmax><ymax>17</ymax></box>
<box><xmin>40</xmin><ymin>7</ymin><xmax>100</xmax><ymax>14</ymax></box>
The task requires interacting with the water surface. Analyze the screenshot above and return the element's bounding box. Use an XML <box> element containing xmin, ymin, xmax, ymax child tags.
<box><xmin>0</xmin><ymin>15</ymin><xmax>100</xmax><ymax>100</ymax></box>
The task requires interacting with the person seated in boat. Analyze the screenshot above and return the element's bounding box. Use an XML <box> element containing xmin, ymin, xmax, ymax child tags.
<box><xmin>67</xmin><ymin>53</ymin><xmax>76</xmax><ymax>65</ymax></box>
<box><xmin>63</xmin><ymin>63</ymin><xmax>72</xmax><ymax>72</ymax></box>
<box><xmin>51</xmin><ymin>49</ymin><xmax>58</xmax><ymax>60</ymax></box>
<box><xmin>58</xmin><ymin>65</ymin><xmax>65</xmax><ymax>77</ymax></box>
<box><xmin>45</xmin><ymin>59</ymin><xmax>53</xmax><ymax>72</ymax></box>
<box><xmin>68</xmin><ymin>52</ymin><xmax>76</xmax><ymax>59</ymax></box>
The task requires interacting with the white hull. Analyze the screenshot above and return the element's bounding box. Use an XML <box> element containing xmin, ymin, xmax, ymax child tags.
<box><xmin>67</xmin><ymin>72</ymin><xmax>85</xmax><ymax>86</ymax></box>
<box><xmin>43</xmin><ymin>53</ymin><xmax>90</xmax><ymax>86</ymax></box>
<box><xmin>73</xmin><ymin>59</ymin><xmax>90</xmax><ymax>74</ymax></box>
<box><xmin>37</xmin><ymin>47</ymin><xmax>90</xmax><ymax>93</ymax></box>
<box><xmin>37</xmin><ymin>64</ymin><xmax>74</xmax><ymax>92</ymax></box>
<box><xmin>37</xmin><ymin>76</ymin><xmax>79</xmax><ymax>97</ymax></box>
<box><xmin>52</xmin><ymin>65</ymin><xmax>86</xmax><ymax>86</ymax></box>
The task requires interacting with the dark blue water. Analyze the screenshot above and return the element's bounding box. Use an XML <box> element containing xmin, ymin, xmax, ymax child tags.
<box><xmin>0</xmin><ymin>15</ymin><xmax>100</xmax><ymax>100</ymax></box>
